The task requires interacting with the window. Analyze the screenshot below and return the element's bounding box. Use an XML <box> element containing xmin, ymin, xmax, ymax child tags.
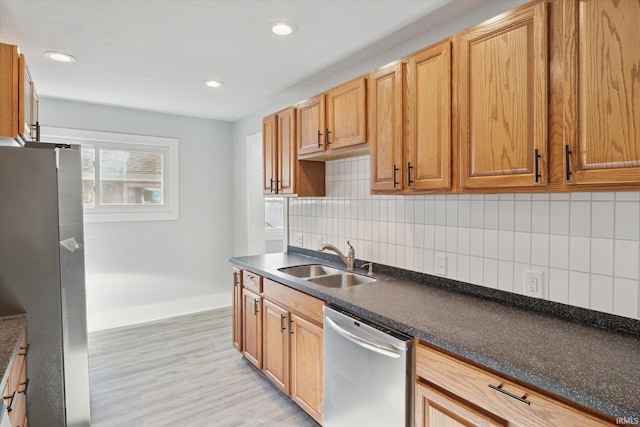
<box><xmin>42</xmin><ymin>127</ymin><xmax>179</xmax><ymax>222</ymax></box>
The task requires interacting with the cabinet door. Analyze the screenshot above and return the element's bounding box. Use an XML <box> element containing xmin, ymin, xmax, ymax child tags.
<box><xmin>563</xmin><ymin>0</ymin><xmax>640</xmax><ymax>184</ymax></box>
<box><xmin>290</xmin><ymin>313</ymin><xmax>323</xmax><ymax>424</ymax></box>
<box><xmin>369</xmin><ymin>62</ymin><xmax>403</xmax><ymax>192</ymax></box>
<box><xmin>19</xmin><ymin>54</ymin><xmax>33</xmax><ymax>142</ymax></box>
<box><xmin>415</xmin><ymin>381</ymin><xmax>507</xmax><ymax>427</ymax></box>
<box><xmin>326</xmin><ymin>76</ymin><xmax>367</xmax><ymax>150</ymax></box>
<box><xmin>277</xmin><ymin>107</ymin><xmax>296</xmax><ymax>195</ymax></box>
<box><xmin>232</xmin><ymin>268</ymin><xmax>242</xmax><ymax>352</ymax></box>
<box><xmin>263</xmin><ymin>114</ymin><xmax>277</xmax><ymax>195</ymax></box>
<box><xmin>0</xmin><ymin>43</ymin><xmax>19</xmax><ymax>139</ymax></box>
<box><xmin>457</xmin><ymin>0</ymin><xmax>548</xmax><ymax>188</ymax></box>
<box><xmin>405</xmin><ymin>40</ymin><xmax>451</xmax><ymax>191</ymax></box>
<box><xmin>296</xmin><ymin>95</ymin><xmax>325</xmax><ymax>156</ymax></box>
<box><xmin>242</xmin><ymin>288</ymin><xmax>262</xmax><ymax>369</ymax></box>
<box><xmin>262</xmin><ymin>299</ymin><xmax>290</xmax><ymax>395</ymax></box>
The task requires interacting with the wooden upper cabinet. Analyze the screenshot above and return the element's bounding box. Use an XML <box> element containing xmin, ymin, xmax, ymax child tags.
<box><xmin>325</xmin><ymin>76</ymin><xmax>367</xmax><ymax>150</ymax></box>
<box><xmin>563</xmin><ymin>0</ymin><xmax>640</xmax><ymax>184</ymax></box>
<box><xmin>405</xmin><ymin>40</ymin><xmax>452</xmax><ymax>192</ymax></box>
<box><xmin>457</xmin><ymin>0</ymin><xmax>548</xmax><ymax>189</ymax></box>
<box><xmin>296</xmin><ymin>95</ymin><xmax>325</xmax><ymax>156</ymax></box>
<box><xmin>0</xmin><ymin>43</ymin><xmax>20</xmax><ymax>140</ymax></box>
<box><xmin>369</xmin><ymin>62</ymin><xmax>403</xmax><ymax>192</ymax></box>
<box><xmin>263</xmin><ymin>114</ymin><xmax>277</xmax><ymax>195</ymax></box>
<box><xmin>277</xmin><ymin>108</ymin><xmax>296</xmax><ymax>195</ymax></box>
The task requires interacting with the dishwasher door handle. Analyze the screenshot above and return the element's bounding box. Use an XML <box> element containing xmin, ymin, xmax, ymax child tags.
<box><xmin>325</xmin><ymin>317</ymin><xmax>401</xmax><ymax>358</ymax></box>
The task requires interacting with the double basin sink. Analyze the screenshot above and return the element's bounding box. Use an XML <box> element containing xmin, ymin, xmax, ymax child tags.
<box><xmin>278</xmin><ymin>264</ymin><xmax>376</xmax><ymax>288</ymax></box>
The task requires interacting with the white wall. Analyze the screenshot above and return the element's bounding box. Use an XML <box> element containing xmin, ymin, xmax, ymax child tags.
<box><xmin>41</xmin><ymin>98</ymin><xmax>234</xmax><ymax>330</ymax></box>
<box><xmin>290</xmin><ymin>157</ymin><xmax>640</xmax><ymax>321</ymax></box>
<box><xmin>231</xmin><ymin>0</ymin><xmax>528</xmax><ymax>256</ymax></box>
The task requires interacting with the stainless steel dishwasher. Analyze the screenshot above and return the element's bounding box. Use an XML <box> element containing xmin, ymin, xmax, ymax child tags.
<box><xmin>323</xmin><ymin>305</ymin><xmax>413</xmax><ymax>427</ymax></box>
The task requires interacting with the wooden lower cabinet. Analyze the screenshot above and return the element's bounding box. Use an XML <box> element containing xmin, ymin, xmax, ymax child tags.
<box><xmin>2</xmin><ymin>328</ymin><xmax>28</xmax><ymax>427</ymax></box>
<box><xmin>232</xmin><ymin>268</ymin><xmax>242</xmax><ymax>352</ymax></box>
<box><xmin>262</xmin><ymin>299</ymin><xmax>290</xmax><ymax>395</ymax></box>
<box><xmin>415</xmin><ymin>381</ymin><xmax>507</xmax><ymax>427</ymax></box>
<box><xmin>242</xmin><ymin>288</ymin><xmax>262</xmax><ymax>369</ymax></box>
<box><xmin>289</xmin><ymin>313</ymin><xmax>323</xmax><ymax>423</ymax></box>
<box><xmin>232</xmin><ymin>269</ymin><xmax>324</xmax><ymax>424</ymax></box>
<box><xmin>415</xmin><ymin>342</ymin><xmax>616</xmax><ymax>427</ymax></box>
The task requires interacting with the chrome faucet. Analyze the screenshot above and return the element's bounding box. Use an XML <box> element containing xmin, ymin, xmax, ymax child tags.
<box><xmin>318</xmin><ymin>240</ymin><xmax>355</xmax><ymax>271</ymax></box>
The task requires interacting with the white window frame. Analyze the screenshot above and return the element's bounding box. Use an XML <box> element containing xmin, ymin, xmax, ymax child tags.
<box><xmin>41</xmin><ymin>126</ymin><xmax>179</xmax><ymax>223</ymax></box>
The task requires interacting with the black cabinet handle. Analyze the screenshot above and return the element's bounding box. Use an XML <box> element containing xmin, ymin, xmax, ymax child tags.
<box><xmin>18</xmin><ymin>379</ymin><xmax>29</xmax><ymax>395</ymax></box>
<box><xmin>4</xmin><ymin>391</ymin><xmax>16</xmax><ymax>412</ymax></box>
<box><xmin>280</xmin><ymin>314</ymin><xmax>286</xmax><ymax>333</ymax></box>
<box><xmin>19</xmin><ymin>343</ymin><xmax>29</xmax><ymax>357</ymax></box>
<box><xmin>407</xmin><ymin>162</ymin><xmax>414</xmax><ymax>186</ymax></box>
<box><xmin>269</xmin><ymin>178</ymin><xmax>274</xmax><ymax>193</ymax></box>
<box><xmin>564</xmin><ymin>144</ymin><xmax>572</xmax><ymax>181</ymax></box>
<box><xmin>488</xmin><ymin>384</ymin><xmax>530</xmax><ymax>405</ymax></box>
<box><xmin>534</xmin><ymin>149</ymin><xmax>541</xmax><ymax>183</ymax></box>
<box><xmin>276</xmin><ymin>179</ymin><xmax>280</xmax><ymax>192</ymax></box>
<box><xmin>288</xmin><ymin>318</ymin><xmax>294</xmax><ymax>335</ymax></box>
<box><xmin>317</xmin><ymin>130</ymin><xmax>323</xmax><ymax>148</ymax></box>
<box><xmin>253</xmin><ymin>299</ymin><xmax>259</xmax><ymax>315</ymax></box>
<box><xmin>393</xmin><ymin>165</ymin><xmax>399</xmax><ymax>188</ymax></box>
<box><xmin>326</xmin><ymin>128</ymin><xmax>331</xmax><ymax>146</ymax></box>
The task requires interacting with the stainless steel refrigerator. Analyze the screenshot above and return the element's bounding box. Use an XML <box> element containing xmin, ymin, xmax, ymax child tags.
<box><xmin>0</xmin><ymin>143</ymin><xmax>90</xmax><ymax>426</ymax></box>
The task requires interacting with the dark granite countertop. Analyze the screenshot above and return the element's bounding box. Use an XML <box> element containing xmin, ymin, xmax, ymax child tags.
<box><xmin>230</xmin><ymin>252</ymin><xmax>640</xmax><ymax>423</ymax></box>
<box><xmin>0</xmin><ymin>314</ymin><xmax>26</xmax><ymax>393</ymax></box>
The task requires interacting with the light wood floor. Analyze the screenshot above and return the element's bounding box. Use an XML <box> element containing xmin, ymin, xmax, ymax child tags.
<box><xmin>88</xmin><ymin>307</ymin><xmax>320</xmax><ymax>427</ymax></box>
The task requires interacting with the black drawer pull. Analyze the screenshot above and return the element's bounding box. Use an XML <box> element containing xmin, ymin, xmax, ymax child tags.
<box><xmin>488</xmin><ymin>384</ymin><xmax>530</xmax><ymax>405</ymax></box>
<box><xmin>19</xmin><ymin>343</ymin><xmax>29</xmax><ymax>357</ymax></box>
<box><xmin>4</xmin><ymin>391</ymin><xmax>17</xmax><ymax>412</ymax></box>
<box><xmin>18</xmin><ymin>378</ymin><xmax>29</xmax><ymax>395</ymax></box>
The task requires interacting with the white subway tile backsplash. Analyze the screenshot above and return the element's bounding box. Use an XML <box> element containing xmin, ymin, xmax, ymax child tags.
<box><xmin>590</xmin><ymin>238</ymin><xmax>614</xmax><ymax>276</ymax></box>
<box><xmin>484</xmin><ymin>229</ymin><xmax>498</xmax><ymax>259</ymax></box>
<box><xmin>549</xmin><ymin>234</ymin><xmax>569</xmax><ymax>269</ymax></box>
<box><xmin>615</xmin><ymin>240</ymin><xmax>639</xmax><ymax>279</ymax></box>
<box><xmin>289</xmin><ymin>157</ymin><xmax>640</xmax><ymax>320</ymax></box>
<box><xmin>530</xmin><ymin>233</ymin><xmax>549</xmax><ymax>266</ymax></box>
<box><xmin>591</xmin><ymin>202</ymin><xmax>614</xmax><ymax>238</ymax></box>
<box><xmin>590</xmin><ymin>274</ymin><xmax>613</xmax><ymax>313</ymax></box>
<box><xmin>550</xmin><ymin>201</ymin><xmax>570</xmax><ymax>235</ymax></box>
<box><xmin>569</xmin><ymin>271</ymin><xmax>590</xmax><ymax>309</ymax></box>
<box><xmin>614</xmin><ymin>278</ymin><xmax>639</xmax><ymax>318</ymax></box>
<box><xmin>570</xmin><ymin>201</ymin><xmax>591</xmax><ymax>237</ymax></box>
<box><xmin>615</xmin><ymin>202</ymin><xmax>640</xmax><ymax>240</ymax></box>
<box><xmin>549</xmin><ymin>268</ymin><xmax>569</xmax><ymax>304</ymax></box>
<box><xmin>483</xmin><ymin>258</ymin><xmax>498</xmax><ymax>288</ymax></box>
<box><xmin>498</xmin><ymin>230</ymin><xmax>514</xmax><ymax>261</ymax></box>
<box><xmin>514</xmin><ymin>232</ymin><xmax>531</xmax><ymax>264</ymax></box>
<box><xmin>569</xmin><ymin>236</ymin><xmax>591</xmax><ymax>273</ymax></box>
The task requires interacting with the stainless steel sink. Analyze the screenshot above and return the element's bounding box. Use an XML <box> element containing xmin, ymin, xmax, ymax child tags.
<box><xmin>278</xmin><ymin>264</ymin><xmax>376</xmax><ymax>288</ymax></box>
<box><xmin>307</xmin><ymin>272</ymin><xmax>376</xmax><ymax>288</ymax></box>
<box><xmin>278</xmin><ymin>264</ymin><xmax>342</xmax><ymax>278</ymax></box>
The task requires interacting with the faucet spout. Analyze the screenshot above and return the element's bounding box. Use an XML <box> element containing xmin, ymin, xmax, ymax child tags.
<box><xmin>318</xmin><ymin>240</ymin><xmax>355</xmax><ymax>271</ymax></box>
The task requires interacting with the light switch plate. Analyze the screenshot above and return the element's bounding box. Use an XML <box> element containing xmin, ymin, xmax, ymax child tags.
<box><xmin>294</xmin><ymin>233</ymin><xmax>303</xmax><ymax>247</ymax></box>
<box><xmin>435</xmin><ymin>253</ymin><xmax>447</xmax><ymax>276</ymax></box>
<box><xmin>523</xmin><ymin>269</ymin><xmax>545</xmax><ymax>298</ymax></box>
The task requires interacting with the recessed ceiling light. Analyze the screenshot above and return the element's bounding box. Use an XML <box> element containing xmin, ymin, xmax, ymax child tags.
<box><xmin>270</xmin><ymin>22</ymin><xmax>297</xmax><ymax>36</ymax></box>
<box><xmin>43</xmin><ymin>51</ymin><xmax>77</xmax><ymax>63</ymax></box>
<box><xmin>205</xmin><ymin>80</ymin><xmax>223</xmax><ymax>88</ymax></box>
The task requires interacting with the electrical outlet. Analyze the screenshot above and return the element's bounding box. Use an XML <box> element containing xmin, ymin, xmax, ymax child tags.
<box><xmin>294</xmin><ymin>233</ymin><xmax>303</xmax><ymax>247</ymax></box>
<box><xmin>523</xmin><ymin>270</ymin><xmax>544</xmax><ymax>298</ymax></box>
<box><xmin>435</xmin><ymin>253</ymin><xmax>447</xmax><ymax>276</ymax></box>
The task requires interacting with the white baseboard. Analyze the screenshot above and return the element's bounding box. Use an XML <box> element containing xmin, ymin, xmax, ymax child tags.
<box><xmin>87</xmin><ymin>291</ymin><xmax>231</xmax><ymax>333</ymax></box>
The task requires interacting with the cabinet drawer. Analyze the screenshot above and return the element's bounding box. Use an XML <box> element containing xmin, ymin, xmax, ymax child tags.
<box><xmin>243</xmin><ymin>271</ymin><xmax>262</xmax><ymax>293</ymax></box>
<box><xmin>263</xmin><ymin>279</ymin><xmax>324</xmax><ymax>325</ymax></box>
<box><xmin>8</xmin><ymin>334</ymin><xmax>26</xmax><ymax>394</ymax></box>
<box><xmin>415</xmin><ymin>343</ymin><xmax>614</xmax><ymax>426</ymax></box>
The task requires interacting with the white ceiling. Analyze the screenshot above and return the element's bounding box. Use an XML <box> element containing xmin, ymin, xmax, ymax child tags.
<box><xmin>0</xmin><ymin>0</ymin><xmax>487</xmax><ymax>122</ymax></box>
